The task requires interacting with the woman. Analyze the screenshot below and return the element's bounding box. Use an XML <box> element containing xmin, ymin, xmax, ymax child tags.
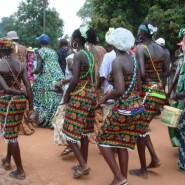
<box><xmin>62</xmin><ymin>25</ymin><xmax>96</xmax><ymax>178</ymax></box>
<box><xmin>26</xmin><ymin>47</ymin><xmax>35</xmax><ymax>83</ymax></box>
<box><xmin>129</xmin><ymin>21</ymin><xmax>169</xmax><ymax>178</ymax></box>
<box><xmin>53</xmin><ymin>53</ymin><xmax>74</xmax><ymax>155</ymax></box>
<box><xmin>168</xmin><ymin>32</ymin><xmax>185</xmax><ymax>173</ymax></box>
<box><xmin>97</xmin><ymin>28</ymin><xmax>144</xmax><ymax>185</ymax></box>
<box><xmin>31</xmin><ymin>34</ymin><xmax>65</xmax><ymax>128</ymax></box>
<box><xmin>0</xmin><ymin>38</ymin><xmax>34</xmax><ymax>180</ymax></box>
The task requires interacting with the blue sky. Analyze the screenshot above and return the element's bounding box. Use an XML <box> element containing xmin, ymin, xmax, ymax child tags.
<box><xmin>0</xmin><ymin>0</ymin><xmax>85</xmax><ymax>35</ymax></box>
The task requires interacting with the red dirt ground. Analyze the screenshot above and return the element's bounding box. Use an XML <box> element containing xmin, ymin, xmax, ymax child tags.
<box><xmin>0</xmin><ymin>118</ymin><xmax>185</xmax><ymax>185</ymax></box>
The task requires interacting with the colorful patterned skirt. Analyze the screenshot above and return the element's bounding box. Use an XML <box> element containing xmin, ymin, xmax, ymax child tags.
<box><xmin>0</xmin><ymin>95</ymin><xmax>26</xmax><ymax>143</ymax></box>
<box><xmin>140</xmin><ymin>83</ymin><xmax>165</xmax><ymax>132</ymax></box>
<box><xmin>62</xmin><ymin>87</ymin><xmax>96</xmax><ymax>143</ymax></box>
<box><xmin>98</xmin><ymin>93</ymin><xmax>144</xmax><ymax>150</ymax></box>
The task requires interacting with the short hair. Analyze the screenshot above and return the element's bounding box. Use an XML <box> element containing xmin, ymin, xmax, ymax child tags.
<box><xmin>59</xmin><ymin>39</ymin><xmax>68</xmax><ymax>47</ymax></box>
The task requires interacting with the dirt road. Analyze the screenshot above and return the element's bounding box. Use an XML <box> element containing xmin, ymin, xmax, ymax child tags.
<box><xmin>0</xmin><ymin>118</ymin><xmax>185</xmax><ymax>185</ymax></box>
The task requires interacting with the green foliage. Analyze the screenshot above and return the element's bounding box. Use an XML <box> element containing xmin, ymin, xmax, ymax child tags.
<box><xmin>3</xmin><ymin>0</ymin><xmax>63</xmax><ymax>49</ymax></box>
<box><xmin>0</xmin><ymin>17</ymin><xmax>12</xmax><ymax>37</ymax></box>
<box><xmin>78</xmin><ymin>0</ymin><xmax>185</xmax><ymax>53</ymax></box>
<box><xmin>146</xmin><ymin>5</ymin><xmax>185</xmax><ymax>52</ymax></box>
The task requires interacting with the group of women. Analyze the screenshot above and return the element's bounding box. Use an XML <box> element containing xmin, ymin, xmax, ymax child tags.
<box><xmin>56</xmin><ymin>21</ymin><xmax>169</xmax><ymax>185</ymax></box>
<box><xmin>0</xmin><ymin>20</ymin><xmax>184</xmax><ymax>184</ymax></box>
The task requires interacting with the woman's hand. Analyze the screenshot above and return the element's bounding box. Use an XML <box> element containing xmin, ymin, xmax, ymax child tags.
<box><xmin>95</xmin><ymin>96</ymin><xmax>107</xmax><ymax>110</ymax></box>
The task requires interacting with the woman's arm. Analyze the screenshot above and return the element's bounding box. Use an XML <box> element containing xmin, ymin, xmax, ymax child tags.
<box><xmin>22</xmin><ymin>66</ymin><xmax>33</xmax><ymax>110</ymax></box>
<box><xmin>0</xmin><ymin>75</ymin><xmax>24</xmax><ymax>95</ymax></box>
<box><xmin>31</xmin><ymin>53</ymin><xmax>42</xmax><ymax>75</ymax></box>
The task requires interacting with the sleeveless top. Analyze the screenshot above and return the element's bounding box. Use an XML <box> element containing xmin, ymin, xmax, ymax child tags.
<box><xmin>143</xmin><ymin>58</ymin><xmax>164</xmax><ymax>83</ymax></box>
<box><xmin>0</xmin><ymin>59</ymin><xmax>22</xmax><ymax>94</ymax></box>
<box><xmin>72</xmin><ymin>50</ymin><xmax>95</xmax><ymax>95</ymax></box>
<box><xmin>107</xmin><ymin>56</ymin><xmax>144</xmax><ymax>115</ymax></box>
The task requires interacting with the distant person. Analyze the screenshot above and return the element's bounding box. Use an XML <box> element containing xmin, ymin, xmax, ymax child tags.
<box><xmin>6</xmin><ymin>31</ymin><xmax>27</xmax><ymax>66</ymax></box>
<box><xmin>155</xmin><ymin>38</ymin><xmax>171</xmax><ymax>89</ymax></box>
<box><xmin>31</xmin><ymin>34</ymin><xmax>65</xmax><ymax>128</ymax></box>
<box><xmin>97</xmin><ymin>28</ymin><xmax>116</xmax><ymax>122</ymax></box>
<box><xmin>26</xmin><ymin>47</ymin><xmax>35</xmax><ymax>84</ymax></box>
<box><xmin>168</xmin><ymin>28</ymin><xmax>185</xmax><ymax>173</ymax></box>
<box><xmin>53</xmin><ymin>53</ymin><xmax>74</xmax><ymax>156</ymax></box>
<box><xmin>57</xmin><ymin>38</ymin><xmax>69</xmax><ymax>74</ymax></box>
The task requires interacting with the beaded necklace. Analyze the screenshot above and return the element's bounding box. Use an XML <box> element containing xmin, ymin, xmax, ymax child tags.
<box><xmin>117</xmin><ymin>54</ymin><xmax>137</xmax><ymax>102</ymax></box>
<box><xmin>71</xmin><ymin>50</ymin><xmax>94</xmax><ymax>95</ymax></box>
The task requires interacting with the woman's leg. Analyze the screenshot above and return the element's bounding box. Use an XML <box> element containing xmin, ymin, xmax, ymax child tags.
<box><xmin>117</xmin><ymin>148</ymin><xmax>128</xmax><ymax>178</ymax></box>
<box><xmin>10</xmin><ymin>142</ymin><xmax>25</xmax><ymax>174</ymax></box>
<box><xmin>80</xmin><ymin>135</ymin><xmax>89</xmax><ymax>163</ymax></box>
<box><xmin>129</xmin><ymin>135</ymin><xmax>148</xmax><ymax>178</ymax></box>
<box><xmin>146</xmin><ymin>134</ymin><xmax>161</xmax><ymax>168</ymax></box>
<box><xmin>67</xmin><ymin>140</ymin><xmax>88</xmax><ymax>170</ymax></box>
<box><xmin>5</xmin><ymin>143</ymin><xmax>11</xmax><ymax>164</ymax></box>
<box><xmin>99</xmin><ymin>146</ymin><xmax>126</xmax><ymax>185</ymax></box>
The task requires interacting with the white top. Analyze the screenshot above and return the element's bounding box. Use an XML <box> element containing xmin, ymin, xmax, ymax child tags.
<box><xmin>65</xmin><ymin>54</ymin><xmax>74</xmax><ymax>80</ymax></box>
<box><xmin>99</xmin><ymin>50</ymin><xmax>116</xmax><ymax>94</ymax></box>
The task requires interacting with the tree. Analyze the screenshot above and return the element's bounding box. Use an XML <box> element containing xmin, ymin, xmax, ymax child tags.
<box><xmin>77</xmin><ymin>0</ymin><xmax>153</xmax><ymax>44</ymax></box>
<box><xmin>5</xmin><ymin>0</ymin><xmax>64</xmax><ymax>48</ymax></box>
<box><xmin>78</xmin><ymin>0</ymin><xmax>185</xmax><ymax>53</ymax></box>
<box><xmin>0</xmin><ymin>17</ymin><xmax>12</xmax><ymax>37</ymax></box>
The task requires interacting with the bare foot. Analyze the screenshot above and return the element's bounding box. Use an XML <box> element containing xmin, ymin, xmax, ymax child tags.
<box><xmin>147</xmin><ymin>160</ymin><xmax>161</xmax><ymax>168</ymax></box>
<box><xmin>129</xmin><ymin>169</ymin><xmax>148</xmax><ymax>179</ymax></box>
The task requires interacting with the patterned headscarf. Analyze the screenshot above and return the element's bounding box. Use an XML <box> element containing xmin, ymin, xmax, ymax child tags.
<box><xmin>179</xmin><ymin>26</ymin><xmax>185</xmax><ymax>38</ymax></box>
<box><xmin>0</xmin><ymin>37</ymin><xmax>13</xmax><ymax>50</ymax></box>
<box><xmin>139</xmin><ymin>22</ymin><xmax>158</xmax><ymax>35</ymax></box>
<box><xmin>106</xmin><ymin>28</ymin><xmax>135</xmax><ymax>52</ymax></box>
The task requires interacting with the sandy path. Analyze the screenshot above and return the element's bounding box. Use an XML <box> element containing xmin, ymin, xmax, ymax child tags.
<box><xmin>0</xmin><ymin>118</ymin><xmax>185</xmax><ymax>185</ymax></box>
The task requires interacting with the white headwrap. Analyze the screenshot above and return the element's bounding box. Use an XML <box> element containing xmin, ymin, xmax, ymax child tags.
<box><xmin>105</xmin><ymin>28</ymin><xmax>115</xmax><ymax>45</ymax></box>
<box><xmin>107</xmin><ymin>28</ymin><xmax>135</xmax><ymax>52</ymax></box>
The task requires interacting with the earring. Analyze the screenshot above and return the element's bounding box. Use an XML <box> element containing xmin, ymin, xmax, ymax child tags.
<box><xmin>72</xmin><ymin>42</ymin><xmax>78</xmax><ymax>49</ymax></box>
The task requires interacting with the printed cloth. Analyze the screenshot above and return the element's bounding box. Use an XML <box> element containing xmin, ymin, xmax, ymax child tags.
<box><xmin>98</xmin><ymin>73</ymin><xmax>144</xmax><ymax>150</ymax></box>
<box><xmin>0</xmin><ymin>95</ymin><xmax>26</xmax><ymax>143</ymax></box>
<box><xmin>176</xmin><ymin>56</ymin><xmax>185</xmax><ymax>172</ymax></box>
<box><xmin>62</xmin><ymin>50</ymin><xmax>96</xmax><ymax>143</ymax></box>
<box><xmin>31</xmin><ymin>47</ymin><xmax>65</xmax><ymax>128</ymax></box>
<box><xmin>140</xmin><ymin>58</ymin><xmax>165</xmax><ymax>131</ymax></box>
<box><xmin>27</xmin><ymin>53</ymin><xmax>35</xmax><ymax>81</ymax></box>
